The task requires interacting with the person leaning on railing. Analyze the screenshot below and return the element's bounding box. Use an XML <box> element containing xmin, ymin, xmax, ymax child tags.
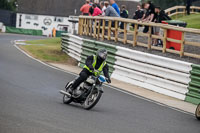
<box><xmin>100</xmin><ymin>1</ymin><xmax>107</xmax><ymax>16</ymax></box>
<box><xmin>92</xmin><ymin>4</ymin><xmax>102</xmax><ymax>16</ymax></box>
<box><xmin>104</xmin><ymin>1</ymin><xmax>120</xmax><ymax>35</ymax></box>
<box><xmin>152</xmin><ymin>6</ymin><xmax>171</xmax><ymax>46</ymax></box>
<box><xmin>132</xmin><ymin>4</ymin><xmax>144</xmax><ymax>28</ymax></box>
<box><xmin>141</xmin><ymin>1</ymin><xmax>156</xmax><ymax>33</ymax></box>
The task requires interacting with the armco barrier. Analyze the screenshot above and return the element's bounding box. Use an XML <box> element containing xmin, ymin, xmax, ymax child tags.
<box><xmin>61</xmin><ymin>33</ymin><xmax>199</xmax><ymax>103</ymax></box>
<box><xmin>185</xmin><ymin>64</ymin><xmax>200</xmax><ymax>104</ymax></box>
<box><xmin>113</xmin><ymin>47</ymin><xmax>191</xmax><ymax>100</ymax></box>
<box><xmin>61</xmin><ymin>34</ymin><xmax>82</xmax><ymax>61</ymax></box>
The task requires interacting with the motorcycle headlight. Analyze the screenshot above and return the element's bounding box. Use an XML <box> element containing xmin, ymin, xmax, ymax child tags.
<box><xmin>98</xmin><ymin>75</ymin><xmax>106</xmax><ymax>83</ymax></box>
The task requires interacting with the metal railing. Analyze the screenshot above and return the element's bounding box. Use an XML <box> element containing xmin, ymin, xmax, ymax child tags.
<box><xmin>78</xmin><ymin>15</ymin><xmax>200</xmax><ymax>59</ymax></box>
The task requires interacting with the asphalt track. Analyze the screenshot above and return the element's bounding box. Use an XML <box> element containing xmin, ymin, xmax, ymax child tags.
<box><xmin>0</xmin><ymin>33</ymin><xmax>199</xmax><ymax>133</ymax></box>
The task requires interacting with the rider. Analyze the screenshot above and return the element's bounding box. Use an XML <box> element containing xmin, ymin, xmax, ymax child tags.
<box><xmin>69</xmin><ymin>49</ymin><xmax>111</xmax><ymax>92</ymax></box>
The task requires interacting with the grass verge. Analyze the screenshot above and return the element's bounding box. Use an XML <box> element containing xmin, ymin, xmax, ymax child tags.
<box><xmin>172</xmin><ymin>13</ymin><xmax>200</xmax><ymax>29</ymax></box>
<box><xmin>20</xmin><ymin>37</ymin><xmax>77</xmax><ymax>65</ymax></box>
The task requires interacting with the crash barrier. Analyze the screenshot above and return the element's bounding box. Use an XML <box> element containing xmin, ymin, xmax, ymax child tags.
<box><xmin>61</xmin><ymin>34</ymin><xmax>83</xmax><ymax>61</ymax></box>
<box><xmin>61</xmin><ymin>33</ymin><xmax>117</xmax><ymax>75</ymax></box>
<box><xmin>56</xmin><ymin>31</ymin><xmax>68</xmax><ymax>37</ymax></box>
<box><xmin>0</xmin><ymin>22</ymin><xmax>3</xmax><ymax>31</ymax></box>
<box><xmin>185</xmin><ymin>64</ymin><xmax>200</xmax><ymax>104</ymax></box>
<box><xmin>165</xmin><ymin>6</ymin><xmax>200</xmax><ymax>17</ymax></box>
<box><xmin>78</xmin><ymin>16</ymin><xmax>200</xmax><ymax>59</ymax></box>
<box><xmin>6</xmin><ymin>26</ymin><xmax>43</xmax><ymax>36</ymax></box>
<box><xmin>61</xmin><ymin>33</ymin><xmax>200</xmax><ymax>103</ymax></box>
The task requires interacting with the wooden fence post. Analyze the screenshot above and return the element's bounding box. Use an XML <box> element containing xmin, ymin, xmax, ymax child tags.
<box><xmin>78</xmin><ymin>18</ymin><xmax>81</xmax><ymax>35</ymax></box>
<box><xmin>133</xmin><ymin>24</ymin><xmax>138</xmax><ymax>46</ymax></box>
<box><xmin>115</xmin><ymin>21</ymin><xmax>118</xmax><ymax>42</ymax></box>
<box><xmin>162</xmin><ymin>28</ymin><xmax>167</xmax><ymax>53</ymax></box>
<box><xmin>124</xmin><ymin>22</ymin><xmax>127</xmax><ymax>44</ymax></box>
<box><xmin>192</xmin><ymin>8</ymin><xmax>194</xmax><ymax>13</ymax></box>
<box><xmin>84</xmin><ymin>18</ymin><xmax>87</xmax><ymax>35</ymax></box>
<box><xmin>80</xmin><ymin>18</ymin><xmax>83</xmax><ymax>36</ymax></box>
<box><xmin>102</xmin><ymin>19</ymin><xmax>105</xmax><ymax>40</ymax></box>
<box><xmin>180</xmin><ymin>32</ymin><xmax>185</xmax><ymax>57</ymax></box>
<box><xmin>86</xmin><ymin>19</ymin><xmax>89</xmax><ymax>36</ymax></box>
<box><xmin>97</xmin><ymin>20</ymin><xmax>101</xmax><ymax>40</ymax></box>
<box><xmin>93</xmin><ymin>19</ymin><xmax>97</xmax><ymax>38</ymax></box>
<box><xmin>108</xmin><ymin>20</ymin><xmax>112</xmax><ymax>40</ymax></box>
<box><xmin>183</xmin><ymin>8</ymin><xmax>185</xmax><ymax>16</ymax></box>
<box><xmin>148</xmin><ymin>26</ymin><xmax>152</xmax><ymax>50</ymax></box>
<box><xmin>89</xmin><ymin>19</ymin><xmax>93</xmax><ymax>36</ymax></box>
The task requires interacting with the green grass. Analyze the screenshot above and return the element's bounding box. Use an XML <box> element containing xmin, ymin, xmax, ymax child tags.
<box><xmin>172</xmin><ymin>13</ymin><xmax>200</xmax><ymax>29</ymax></box>
<box><xmin>21</xmin><ymin>38</ymin><xmax>71</xmax><ymax>63</ymax></box>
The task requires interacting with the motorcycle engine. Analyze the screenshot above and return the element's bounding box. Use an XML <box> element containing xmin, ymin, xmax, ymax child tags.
<box><xmin>74</xmin><ymin>83</ymin><xmax>84</xmax><ymax>96</ymax></box>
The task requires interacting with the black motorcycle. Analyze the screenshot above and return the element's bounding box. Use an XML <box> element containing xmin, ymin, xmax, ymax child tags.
<box><xmin>59</xmin><ymin>71</ymin><xmax>108</xmax><ymax>110</ymax></box>
<box><xmin>195</xmin><ymin>103</ymin><xmax>200</xmax><ymax>120</ymax></box>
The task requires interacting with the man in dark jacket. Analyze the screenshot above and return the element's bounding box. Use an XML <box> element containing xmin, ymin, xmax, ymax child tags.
<box><xmin>155</xmin><ymin>7</ymin><xmax>171</xmax><ymax>23</ymax></box>
<box><xmin>153</xmin><ymin>7</ymin><xmax>171</xmax><ymax>46</ymax></box>
<box><xmin>69</xmin><ymin>49</ymin><xmax>111</xmax><ymax>93</ymax></box>
<box><xmin>186</xmin><ymin>0</ymin><xmax>192</xmax><ymax>15</ymax></box>
<box><xmin>141</xmin><ymin>1</ymin><xmax>156</xmax><ymax>33</ymax></box>
<box><xmin>133</xmin><ymin>5</ymin><xmax>144</xmax><ymax>20</ymax></box>
<box><xmin>120</xmin><ymin>5</ymin><xmax>129</xmax><ymax>29</ymax></box>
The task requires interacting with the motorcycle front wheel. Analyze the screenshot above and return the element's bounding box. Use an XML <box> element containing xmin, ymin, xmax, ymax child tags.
<box><xmin>195</xmin><ymin>103</ymin><xmax>200</xmax><ymax>120</ymax></box>
<box><xmin>83</xmin><ymin>88</ymin><xmax>102</xmax><ymax>110</ymax></box>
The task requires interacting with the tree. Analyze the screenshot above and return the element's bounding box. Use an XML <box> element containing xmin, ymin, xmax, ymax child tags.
<box><xmin>0</xmin><ymin>0</ymin><xmax>17</xmax><ymax>11</ymax></box>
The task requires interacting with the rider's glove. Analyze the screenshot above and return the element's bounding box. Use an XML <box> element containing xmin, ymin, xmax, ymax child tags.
<box><xmin>106</xmin><ymin>78</ymin><xmax>111</xmax><ymax>83</ymax></box>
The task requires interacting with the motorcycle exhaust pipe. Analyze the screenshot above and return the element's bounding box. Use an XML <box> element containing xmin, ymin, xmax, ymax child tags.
<box><xmin>59</xmin><ymin>90</ymin><xmax>71</xmax><ymax>97</ymax></box>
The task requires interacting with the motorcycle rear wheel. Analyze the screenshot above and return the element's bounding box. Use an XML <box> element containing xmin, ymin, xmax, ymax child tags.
<box><xmin>83</xmin><ymin>88</ymin><xmax>102</xmax><ymax>110</ymax></box>
<box><xmin>63</xmin><ymin>82</ymin><xmax>72</xmax><ymax>104</ymax></box>
<box><xmin>195</xmin><ymin>103</ymin><xmax>200</xmax><ymax>120</ymax></box>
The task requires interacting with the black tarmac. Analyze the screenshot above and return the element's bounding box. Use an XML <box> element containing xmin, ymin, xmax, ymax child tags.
<box><xmin>0</xmin><ymin>33</ymin><xmax>199</xmax><ymax>133</ymax></box>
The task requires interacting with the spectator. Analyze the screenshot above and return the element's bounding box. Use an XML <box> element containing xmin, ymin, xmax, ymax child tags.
<box><xmin>109</xmin><ymin>0</ymin><xmax>120</xmax><ymax>15</ymax></box>
<box><xmin>94</xmin><ymin>0</ymin><xmax>101</xmax><ymax>9</ymax></box>
<box><xmin>104</xmin><ymin>1</ymin><xmax>120</xmax><ymax>17</ymax></box>
<box><xmin>104</xmin><ymin>1</ymin><xmax>120</xmax><ymax>35</ymax></box>
<box><xmin>92</xmin><ymin>4</ymin><xmax>102</xmax><ymax>16</ymax></box>
<box><xmin>186</xmin><ymin>0</ymin><xmax>192</xmax><ymax>15</ymax></box>
<box><xmin>153</xmin><ymin>6</ymin><xmax>171</xmax><ymax>46</ymax></box>
<box><xmin>133</xmin><ymin>5</ymin><xmax>144</xmax><ymax>20</ymax></box>
<box><xmin>141</xmin><ymin>1</ymin><xmax>156</xmax><ymax>33</ymax></box>
<box><xmin>120</xmin><ymin>5</ymin><xmax>129</xmax><ymax>29</ymax></box>
<box><xmin>155</xmin><ymin>7</ymin><xmax>171</xmax><ymax>23</ymax></box>
<box><xmin>100</xmin><ymin>1</ymin><xmax>107</xmax><ymax>16</ymax></box>
<box><xmin>132</xmin><ymin>5</ymin><xmax>144</xmax><ymax>28</ymax></box>
<box><xmin>89</xmin><ymin>0</ymin><xmax>101</xmax><ymax>15</ymax></box>
<box><xmin>80</xmin><ymin>0</ymin><xmax>91</xmax><ymax>15</ymax></box>
<box><xmin>142</xmin><ymin>1</ymin><xmax>156</xmax><ymax>23</ymax></box>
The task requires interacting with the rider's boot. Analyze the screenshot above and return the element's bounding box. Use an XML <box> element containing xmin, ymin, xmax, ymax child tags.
<box><xmin>67</xmin><ymin>87</ymin><xmax>74</xmax><ymax>94</ymax></box>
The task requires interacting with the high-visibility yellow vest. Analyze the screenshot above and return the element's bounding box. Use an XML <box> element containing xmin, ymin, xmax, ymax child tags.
<box><xmin>84</xmin><ymin>55</ymin><xmax>106</xmax><ymax>76</ymax></box>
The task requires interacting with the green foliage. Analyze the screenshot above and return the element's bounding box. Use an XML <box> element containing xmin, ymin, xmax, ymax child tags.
<box><xmin>0</xmin><ymin>0</ymin><xmax>17</xmax><ymax>11</ymax></box>
<box><xmin>141</xmin><ymin>0</ymin><xmax>185</xmax><ymax>10</ymax></box>
<box><xmin>22</xmin><ymin>38</ymin><xmax>71</xmax><ymax>63</ymax></box>
<box><xmin>174</xmin><ymin>14</ymin><xmax>200</xmax><ymax>29</ymax></box>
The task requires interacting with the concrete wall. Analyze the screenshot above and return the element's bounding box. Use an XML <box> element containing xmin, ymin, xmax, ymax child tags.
<box><xmin>16</xmin><ymin>13</ymin><xmax>78</xmax><ymax>36</ymax></box>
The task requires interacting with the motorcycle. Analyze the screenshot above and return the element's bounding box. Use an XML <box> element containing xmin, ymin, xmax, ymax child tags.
<box><xmin>195</xmin><ymin>103</ymin><xmax>200</xmax><ymax>120</ymax></box>
<box><xmin>59</xmin><ymin>70</ymin><xmax>108</xmax><ymax>110</ymax></box>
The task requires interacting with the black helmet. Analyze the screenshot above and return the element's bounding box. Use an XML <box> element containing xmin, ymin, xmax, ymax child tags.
<box><xmin>96</xmin><ymin>49</ymin><xmax>107</xmax><ymax>61</ymax></box>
